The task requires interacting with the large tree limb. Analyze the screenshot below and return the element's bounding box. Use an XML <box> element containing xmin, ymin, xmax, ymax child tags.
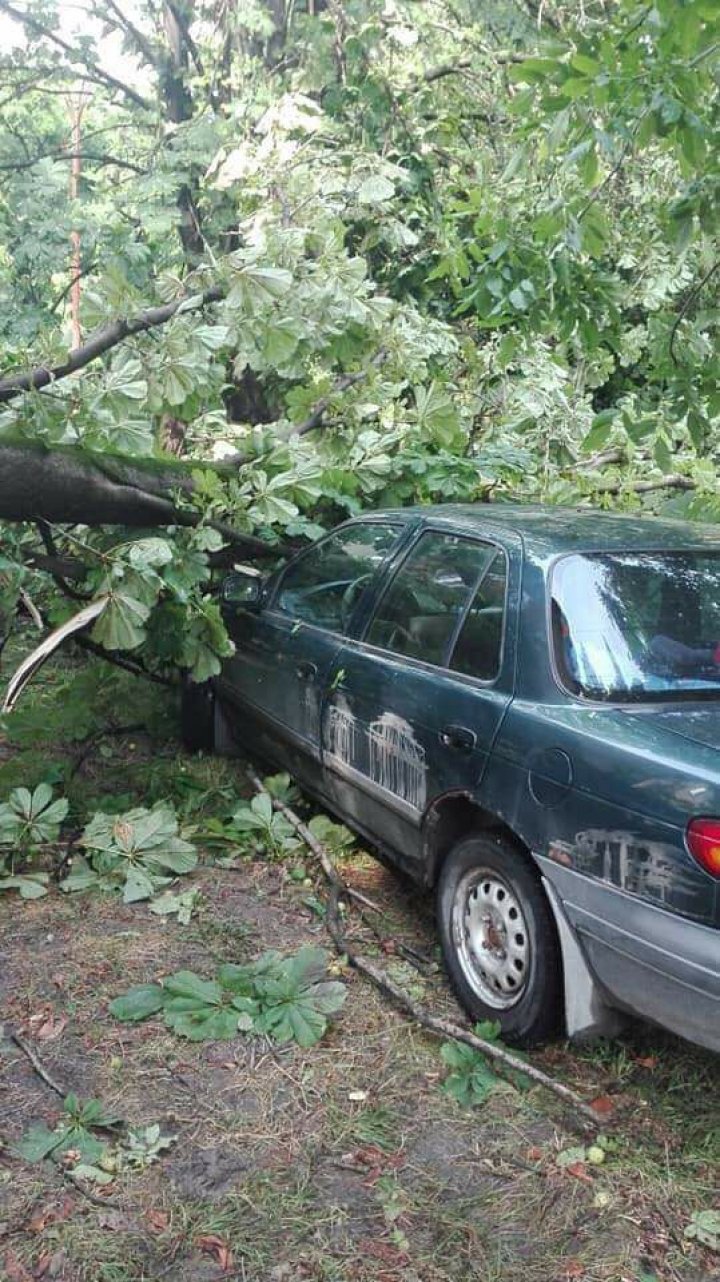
<box><xmin>0</xmin><ymin>284</ymin><xmax>224</xmax><ymax>402</ymax></box>
<box><xmin>0</xmin><ymin>440</ymin><xmax>280</xmax><ymax>557</ymax></box>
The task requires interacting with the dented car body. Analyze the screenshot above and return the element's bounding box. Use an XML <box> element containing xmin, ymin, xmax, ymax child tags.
<box><xmin>198</xmin><ymin>505</ymin><xmax>720</xmax><ymax>1051</ymax></box>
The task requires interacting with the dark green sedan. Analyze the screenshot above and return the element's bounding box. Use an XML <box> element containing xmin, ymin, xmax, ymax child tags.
<box><xmin>185</xmin><ymin>505</ymin><xmax>720</xmax><ymax>1051</ymax></box>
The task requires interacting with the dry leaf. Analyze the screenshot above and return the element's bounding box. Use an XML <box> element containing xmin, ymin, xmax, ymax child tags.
<box><xmin>27</xmin><ymin>1196</ymin><xmax>75</xmax><ymax>1234</ymax></box>
<box><xmin>589</xmin><ymin>1095</ymin><xmax>615</xmax><ymax>1116</ymax></box>
<box><xmin>196</xmin><ymin>1234</ymin><xmax>233</xmax><ymax>1272</ymax></box>
<box><xmin>146</xmin><ymin>1209</ymin><xmax>170</xmax><ymax>1233</ymax></box>
<box><xmin>562</xmin><ymin>1259</ymin><xmax>585</xmax><ymax>1278</ymax></box>
<box><xmin>565</xmin><ymin>1162</ymin><xmax>594</xmax><ymax>1185</ymax></box>
<box><xmin>634</xmin><ymin>1055</ymin><xmax>659</xmax><ymax>1070</ymax></box>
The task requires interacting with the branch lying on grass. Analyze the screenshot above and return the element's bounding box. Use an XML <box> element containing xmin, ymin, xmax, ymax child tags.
<box><xmin>248</xmin><ymin>770</ymin><xmax>601</xmax><ymax>1132</ymax></box>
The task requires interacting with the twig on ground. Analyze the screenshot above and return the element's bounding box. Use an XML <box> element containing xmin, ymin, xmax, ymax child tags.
<box><xmin>63</xmin><ymin>1171</ymin><xmax>122</xmax><ymax>1209</ymax></box>
<box><xmin>248</xmin><ymin>771</ymin><xmax>601</xmax><ymax>1131</ymax></box>
<box><xmin>11</xmin><ymin>1031</ymin><xmax>66</xmax><ymax>1097</ymax></box>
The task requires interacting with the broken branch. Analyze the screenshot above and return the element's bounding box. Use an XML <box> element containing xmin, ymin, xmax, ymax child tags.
<box><xmin>248</xmin><ymin>771</ymin><xmax>601</xmax><ymax>1132</ymax></box>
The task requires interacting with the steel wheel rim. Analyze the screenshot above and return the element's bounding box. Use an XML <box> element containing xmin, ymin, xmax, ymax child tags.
<box><xmin>451</xmin><ymin>867</ymin><xmax>531</xmax><ymax>1010</ymax></box>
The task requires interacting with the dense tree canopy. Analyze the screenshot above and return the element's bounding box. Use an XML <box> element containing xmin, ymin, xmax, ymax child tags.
<box><xmin>0</xmin><ymin>0</ymin><xmax>718</xmax><ymax>682</ymax></box>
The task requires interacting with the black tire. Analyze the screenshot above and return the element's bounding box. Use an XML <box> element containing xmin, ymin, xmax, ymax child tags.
<box><xmin>436</xmin><ymin>831</ymin><xmax>563</xmax><ymax>1046</ymax></box>
<box><xmin>180</xmin><ymin>679</ymin><xmax>216</xmax><ymax>753</ymax></box>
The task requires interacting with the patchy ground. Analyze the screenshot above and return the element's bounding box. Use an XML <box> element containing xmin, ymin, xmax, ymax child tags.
<box><xmin>0</xmin><ymin>649</ymin><xmax>718</xmax><ymax>1282</ymax></box>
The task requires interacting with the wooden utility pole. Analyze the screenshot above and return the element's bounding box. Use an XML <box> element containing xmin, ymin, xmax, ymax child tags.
<box><xmin>68</xmin><ymin>93</ymin><xmax>87</xmax><ymax>350</ymax></box>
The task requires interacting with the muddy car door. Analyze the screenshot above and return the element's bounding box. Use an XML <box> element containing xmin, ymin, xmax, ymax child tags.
<box><xmin>219</xmin><ymin>520</ymin><xmax>403</xmax><ymax>789</ymax></box>
<box><xmin>320</xmin><ymin>527</ymin><xmax>520</xmax><ymax>866</ymax></box>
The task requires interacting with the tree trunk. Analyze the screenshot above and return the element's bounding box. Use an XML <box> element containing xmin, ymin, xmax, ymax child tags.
<box><xmin>0</xmin><ymin>440</ymin><xmax>276</xmax><ymax>556</ymax></box>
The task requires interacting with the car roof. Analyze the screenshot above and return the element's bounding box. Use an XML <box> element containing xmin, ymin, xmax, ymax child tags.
<box><xmin>366</xmin><ymin>503</ymin><xmax>720</xmax><ymax>555</ymax></box>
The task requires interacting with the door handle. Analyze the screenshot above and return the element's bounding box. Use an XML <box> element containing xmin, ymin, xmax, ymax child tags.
<box><xmin>439</xmin><ymin>724</ymin><xmax>476</xmax><ymax>752</ymax></box>
<box><xmin>296</xmin><ymin>660</ymin><xmax>318</xmax><ymax>681</ymax></box>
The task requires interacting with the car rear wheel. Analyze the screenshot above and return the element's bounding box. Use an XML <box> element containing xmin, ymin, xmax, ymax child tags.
<box><xmin>437</xmin><ymin>832</ymin><xmax>563</xmax><ymax>1046</ymax></box>
<box><xmin>180</xmin><ymin>679</ymin><xmax>216</xmax><ymax>753</ymax></box>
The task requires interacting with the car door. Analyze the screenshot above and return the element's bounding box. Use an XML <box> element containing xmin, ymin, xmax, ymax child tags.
<box><xmin>217</xmin><ymin>520</ymin><xmax>404</xmax><ymax>790</ymax></box>
<box><xmin>320</xmin><ymin>526</ymin><xmax>519</xmax><ymax>865</ymax></box>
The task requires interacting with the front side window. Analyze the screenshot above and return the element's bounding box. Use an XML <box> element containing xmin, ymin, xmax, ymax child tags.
<box><xmin>365</xmin><ymin>532</ymin><xmax>497</xmax><ymax>666</ymax></box>
<box><xmin>551</xmin><ymin>551</ymin><xmax>720</xmax><ymax>701</ymax></box>
<box><xmin>274</xmin><ymin>522</ymin><xmax>400</xmax><ymax>632</ymax></box>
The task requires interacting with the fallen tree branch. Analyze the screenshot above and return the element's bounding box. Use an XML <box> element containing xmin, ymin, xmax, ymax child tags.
<box><xmin>598</xmin><ymin>473</ymin><xmax>696</xmax><ymax>497</ymax></box>
<box><xmin>0</xmin><ymin>284</ymin><xmax>224</xmax><ymax>402</ymax></box>
<box><xmin>11</xmin><ymin>1030</ymin><xmax>67</xmax><ymax>1097</ymax></box>
<box><xmin>248</xmin><ymin>770</ymin><xmax>601</xmax><ymax>1132</ymax></box>
<box><xmin>293</xmin><ymin>349</ymin><xmax>388</xmax><ymax>437</ymax></box>
<box><xmin>74</xmin><ymin>635</ymin><xmax>178</xmax><ymax>688</ymax></box>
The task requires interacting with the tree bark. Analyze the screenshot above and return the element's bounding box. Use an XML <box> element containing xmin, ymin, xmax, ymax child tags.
<box><xmin>0</xmin><ymin>440</ymin><xmax>277</xmax><ymax>556</ymax></box>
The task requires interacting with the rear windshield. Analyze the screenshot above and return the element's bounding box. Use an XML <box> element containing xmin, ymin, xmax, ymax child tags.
<box><xmin>550</xmin><ymin>551</ymin><xmax>720</xmax><ymax>702</ymax></box>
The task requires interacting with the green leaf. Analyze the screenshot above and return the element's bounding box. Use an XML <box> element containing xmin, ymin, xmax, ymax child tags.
<box><xmin>685</xmin><ymin>1209</ymin><xmax>720</xmax><ymax>1251</ymax></box>
<box><xmin>14</xmin><ymin>1124</ymin><xmax>63</xmax><ymax>1162</ymax></box>
<box><xmin>581</xmin><ymin>411</ymin><xmax>616</xmax><ymax>453</ymax></box>
<box><xmin>557</xmin><ymin>1145</ymin><xmax>587</xmax><ymax>1168</ymax></box>
<box><xmin>570</xmin><ymin>53</ymin><xmax>600</xmax><ymax>76</ymax></box>
<box><xmin>228</xmin><ymin>263</ymin><xmax>293</xmax><ymax>313</ymax></box>
<box><xmin>123</xmin><ymin>864</ymin><xmax>158</xmax><ymax>903</ymax></box>
<box><xmin>91</xmin><ymin>593</ymin><xmax>150</xmax><ymax>651</ymax></box>
<box><xmin>0</xmin><ymin>873</ymin><xmax>49</xmax><ymax>898</ymax></box>
<box><xmin>128</xmin><ymin>539</ymin><xmax>174</xmax><ymax>570</ymax></box>
<box><xmin>357</xmin><ymin>174</ymin><xmax>395</xmax><ymax>205</ymax></box>
<box><xmin>109</xmin><ymin>984</ymin><xmax>165</xmax><ymax>1022</ymax></box>
<box><xmin>163</xmin><ymin>971</ymin><xmax>224</xmax><ymax>1006</ymax></box>
<box><xmin>164</xmin><ymin>1005</ymin><xmax>242</xmax><ymax>1041</ymax></box>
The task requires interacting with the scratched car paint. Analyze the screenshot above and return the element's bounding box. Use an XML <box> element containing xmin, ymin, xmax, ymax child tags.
<box><xmin>184</xmin><ymin>505</ymin><xmax>720</xmax><ymax>1051</ymax></box>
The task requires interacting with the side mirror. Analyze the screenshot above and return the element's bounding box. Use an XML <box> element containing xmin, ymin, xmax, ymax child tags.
<box><xmin>221</xmin><ymin>569</ymin><xmax>263</xmax><ymax>613</ymax></box>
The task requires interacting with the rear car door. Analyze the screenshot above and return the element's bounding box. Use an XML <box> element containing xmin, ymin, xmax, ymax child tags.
<box><xmin>217</xmin><ymin>520</ymin><xmax>403</xmax><ymax>789</ymax></box>
<box><xmin>321</xmin><ymin>526</ymin><xmax>519</xmax><ymax>865</ymax></box>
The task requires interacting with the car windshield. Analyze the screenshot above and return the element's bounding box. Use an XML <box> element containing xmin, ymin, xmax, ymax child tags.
<box><xmin>551</xmin><ymin>551</ymin><xmax>720</xmax><ymax>702</ymax></box>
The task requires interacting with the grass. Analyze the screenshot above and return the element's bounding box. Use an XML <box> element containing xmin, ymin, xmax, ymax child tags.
<box><xmin>0</xmin><ymin>632</ymin><xmax>718</xmax><ymax>1281</ymax></box>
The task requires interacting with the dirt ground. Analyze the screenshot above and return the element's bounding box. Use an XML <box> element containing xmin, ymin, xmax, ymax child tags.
<box><xmin>0</xmin><ymin>672</ymin><xmax>718</xmax><ymax>1282</ymax></box>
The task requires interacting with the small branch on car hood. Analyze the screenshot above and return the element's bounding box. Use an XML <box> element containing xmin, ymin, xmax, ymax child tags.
<box><xmin>248</xmin><ymin>769</ymin><xmax>602</xmax><ymax>1132</ymax></box>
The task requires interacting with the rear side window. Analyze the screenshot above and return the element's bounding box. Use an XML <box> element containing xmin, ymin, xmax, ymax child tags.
<box><xmin>449</xmin><ymin>551</ymin><xmax>507</xmax><ymax>681</ymax></box>
<box><xmin>365</xmin><ymin>532</ymin><xmax>496</xmax><ymax>666</ymax></box>
<box><xmin>274</xmin><ymin>522</ymin><xmax>400</xmax><ymax>632</ymax></box>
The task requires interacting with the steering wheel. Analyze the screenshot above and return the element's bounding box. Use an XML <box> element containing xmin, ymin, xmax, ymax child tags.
<box><xmin>339</xmin><ymin>574</ymin><xmax>373</xmax><ymax>628</ymax></box>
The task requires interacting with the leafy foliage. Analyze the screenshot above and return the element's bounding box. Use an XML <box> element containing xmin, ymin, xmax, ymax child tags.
<box><xmin>685</xmin><ymin>1209</ymin><xmax>720</xmax><ymax>1253</ymax></box>
<box><xmin>440</xmin><ymin>1021</ymin><xmax>532</xmax><ymax>1104</ymax></box>
<box><xmin>14</xmin><ymin>1093</ymin><xmax>122</xmax><ymax>1179</ymax></box>
<box><xmin>0</xmin><ymin>0</ymin><xmax>717</xmax><ymax>682</ymax></box>
<box><xmin>110</xmin><ymin>946</ymin><xmax>347</xmax><ymax>1047</ymax></box>
<box><xmin>440</xmin><ymin>1040</ymin><xmax>499</xmax><ymax>1107</ymax></box>
<box><xmin>15</xmin><ymin>1093</ymin><xmax>174</xmax><ymax>1184</ymax></box>
<box><xmin>0</xmin><ymin>783</ymin><xmax>67</xmax><ymax>898</ymax></box>
<box><xmin>61</xmin><ymin>802</ymin><xmax>197</xmax><ymax>903</ymax></box>
<box><xmin>209</xmin><ymin>790</ymin><xmax>302</xmax><ymax>861</ymax></box>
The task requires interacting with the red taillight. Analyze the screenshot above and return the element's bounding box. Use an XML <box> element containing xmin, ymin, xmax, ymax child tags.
<box><xmin>686</xmin><ymin>819</ymin><xmax>720</xmax><ymax>878</ymax></box>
